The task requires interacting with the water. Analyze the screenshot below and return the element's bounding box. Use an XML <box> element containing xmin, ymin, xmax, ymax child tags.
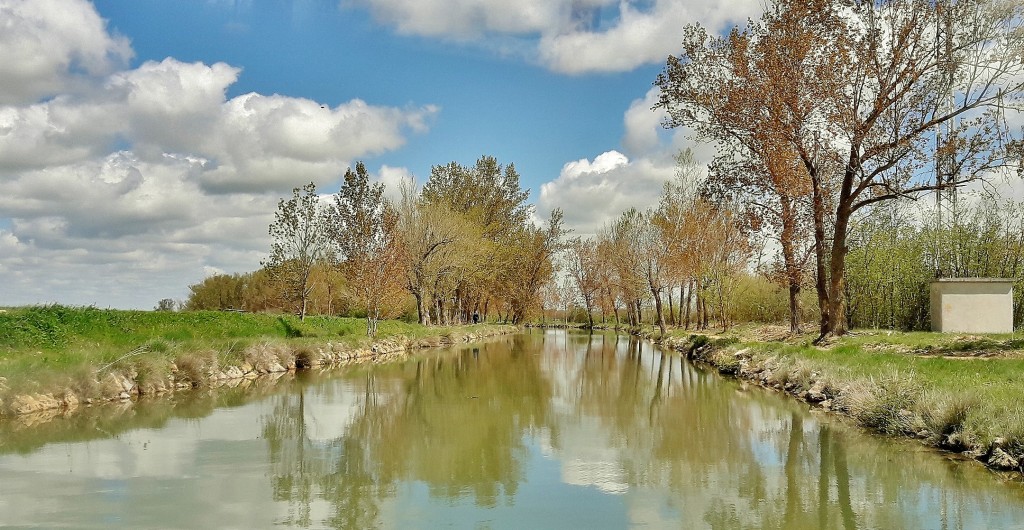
<box><xmin>2</xmin><ymin>330</ymin><xmax>1023</xmax><ymax>529</ymax></box>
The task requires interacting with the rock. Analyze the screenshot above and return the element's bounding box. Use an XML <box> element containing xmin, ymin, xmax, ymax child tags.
<box><xmin>224</xmin><ymin>366</ymin><xmax>245</xmax><ymax>380</ymax></box>
<box><xmin>12</xmin><ymin>394</ymin><xmax>60</xmax><ymax>415</ymax></box>
<box><xmin>819</xmin><ymin>399</ymin><xmax>833</xmax><ymax>411</ymax></box>
<box><xmin>805</xmin><ymin>381</ymin><xmax>827</xmax><ymax>402</ymax></box>
<box><xmin>118</xmin><ymin>392</ymin><xmax>130</xmax><ymax>400</ymax></box>
<box><xmin>987</xmin><ymin>447</ymin><xmax>1019</xmax><ymax>471</ymax></box>
<box><xmin>61</xmin><ymin>393</ymin><xmax>79</xmax><ymax>410</ymax></box>
<box><xmin>267</xmin><ymin>362</ymin><xmax>287</xmax><ymax>373</ymax></box>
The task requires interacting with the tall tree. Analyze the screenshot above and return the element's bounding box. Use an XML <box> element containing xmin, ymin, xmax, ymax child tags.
<box><xmin>503</xmin><ymin>209</ymin><xmax>566</xmax><ymax>324</ymax></box>
<box><xmin>564</xmin><ymin>237</ymin><xmax>601</xmax><ymax>327</ymax></box>
<box><xmin>396</xmin><ymin>178</ymin><xmax>475</xmax><ymax>326</ymax></box>
<box><xmin>421</xmin><ymin>155</ymin><xmax>536</xmax><ymax>322</ymax></box>
<box><xmin>266</xmin><ymin>182</ymin><xmax>332</xmax><ymax>321</ymax></box>
<box><xmin>656</xmin><ymin>2</ymin><xmax>837</xmax><ymax>335</ymax></box>
<box><xmin>331</xmin><ymin>162</ymin><xmax>406</xmax><ymax>337</ymax></box>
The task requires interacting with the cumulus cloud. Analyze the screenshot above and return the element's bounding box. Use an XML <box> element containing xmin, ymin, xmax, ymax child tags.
<box><xmin>539</xmin><ymin>150</ymin><xmax>674</xmax><ymax>235</ymax></box>
<box><xmin>538</xmin><ymin>86</ymin><xmax>714</xmax><ymax>235</ymax></box>
<box><xmin>0</xmin><ymin>1</ymin><xmax>435</xmax><ymax>308</ymax></box>
<box><xmin>349</xmin><ymin>0</ymin><xmax>762</xmax><ymax>74</ymax></box>
<box><xmin>0</xmin><ymin>0</ymin><xmax>132</xmax><ymax>104</ymax></box>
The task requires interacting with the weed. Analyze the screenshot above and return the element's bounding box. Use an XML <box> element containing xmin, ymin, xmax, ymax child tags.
<box><xmin>842</xmin><ymin>370</ymin><xmax>924</xmax><ymax>436</ymax></box>
<box><xmin>174</xmin><ymin>350</ymin><xmax>217</xmax><ymax>387</ymax></box>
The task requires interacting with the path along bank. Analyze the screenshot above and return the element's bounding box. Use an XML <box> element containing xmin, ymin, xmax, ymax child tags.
<box><xmin>643</xmin><ymin>326</ymin><xmax>1024</xmax><ymax>479</ymax></box>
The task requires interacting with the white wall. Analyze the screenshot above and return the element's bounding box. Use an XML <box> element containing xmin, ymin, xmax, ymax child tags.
<box><xmin>930</xmin><ymin>279</ymin><xmax>1015</xmax><ymax>334</ymax></box>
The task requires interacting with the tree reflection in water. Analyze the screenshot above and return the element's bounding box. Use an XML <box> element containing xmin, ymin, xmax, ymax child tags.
<box><xmin>259</xmin><ymin>330</ymin><xmax>1024</xmax><ymax>529</ymax></box>
<box><xmin>261</xmin><ymin>336</ymin><xmax>554</xmax><ymax>528</ymax></box>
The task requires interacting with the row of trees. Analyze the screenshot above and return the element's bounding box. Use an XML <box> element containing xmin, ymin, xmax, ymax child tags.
<box><xmin>196</xmin><ymin>157</ymin><xmax>563</xmax><ymax>337</ymax></box>
<box><xmin>561</xmin><ymin>151</ymin><xmax>751</xmax><ymax>334</ymax></box>
<box><xmin>655</xmin><ymin>0</ymin><xmax>1024</xmax><ymax>338</ymax></box>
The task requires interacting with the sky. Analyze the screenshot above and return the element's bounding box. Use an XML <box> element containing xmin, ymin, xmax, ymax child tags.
<box><xmin>0</xmin><ymin>0</ymin><xmax>769</xmax><ymax>309</ymax></box>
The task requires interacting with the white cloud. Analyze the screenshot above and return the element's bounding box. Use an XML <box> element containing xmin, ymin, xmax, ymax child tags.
<box><xmin>347</xmin><ymin>0</ymin><xmax>577</xmax><ymax>39</ymax></box>
<box><xmin>349</xmin><ymin>0</ymin><xmax>762</xmax><ymax>74</ymax></box>
<box><xmin>538</xmin><ymin>87</ymin><xmax>714</xmax><ymax>235</ymax></box>
<box><xmin>0</xmin><ymin>0</ymin><xmax>132</xmax><ymax>104</ymax></box>
<box><xmin>375</xmin><ymin>164</ymin><xmax>415</xmax><ymax>203</ymax></box>
<box><xmin>0</xmin><ymin>1</ymin><xmax>437</xmax><ymax>308</ymax></box>
<box><xmin>539</xmin><ymin>150</ymin><xmax>673</xmax><ymax>235</ymax></box>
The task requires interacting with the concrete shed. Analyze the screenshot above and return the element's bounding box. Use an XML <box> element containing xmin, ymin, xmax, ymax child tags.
<box><xmin>930</xmin><ymin>278</ymin><xmax>1015</xmax><ymax>334</ymax></box>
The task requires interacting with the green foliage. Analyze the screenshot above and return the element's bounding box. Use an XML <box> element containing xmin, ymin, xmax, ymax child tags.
<box><xmin>266</xmin><ymin>182</ymin><xmax>333</xmax><ymax>320</ymax></box>
<box><xmin>846</xmin><ymin>199</ymin><xmax>1024</xmax><ymax>331</ymax></box>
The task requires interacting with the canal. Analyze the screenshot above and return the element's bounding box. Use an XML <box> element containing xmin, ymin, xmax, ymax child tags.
<box><xmin>1</xmin><ymin>330</ymin><xmax>1023</xmax><ymax>528</ymax></box>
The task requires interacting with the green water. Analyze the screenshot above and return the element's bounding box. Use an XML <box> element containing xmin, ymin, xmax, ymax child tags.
<box><xmin>1</xmin><ymin>330</ymin><xmax>1023</xmax><ymax>529</ymax></box>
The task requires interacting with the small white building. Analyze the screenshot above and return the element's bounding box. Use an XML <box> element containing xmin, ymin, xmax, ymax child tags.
<box><xmin>930</xmin><ymin>278</ymin><xmax>1016</xmax><ymax>334</ymax></box>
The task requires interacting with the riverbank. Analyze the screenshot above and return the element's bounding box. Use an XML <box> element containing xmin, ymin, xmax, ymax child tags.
<box><xmin>646</xmin><ymin>325</ymin><xmax>1024</xmax><ymax>478</ymax></box>
<box><xmin>0</xmin><ymin>306</ymin><xmax>517</xmax><ymax>419</ymax></box>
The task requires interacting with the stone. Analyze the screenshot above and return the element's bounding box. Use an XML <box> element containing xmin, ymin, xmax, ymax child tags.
<box><xmin>12</xmin><ymin>394</ymin><xmax>60</xmax><ymax>415</ymax></box>
<box><xmin>118</xmin><ymin>392</ymin><xmax>130</xmax><ymax>400</ymax></box>
<box><xmin>224</xmin><ymin>366</ymin><xmax>245</xmax><ymax>380</ymax></box>
<box><xmin>805</xmin><ymin>381</ymin><xmax>827</xmax><ymax>402</ymax></box>
<box><xmin>61</xmin><ymin>393</ymin><xmax>79</xmax><ymax>410</ymax></box>
<box><xmin>987</xmin><ymin>447</ymin><xmax>1019</xmax><ymax>471</ymax></box>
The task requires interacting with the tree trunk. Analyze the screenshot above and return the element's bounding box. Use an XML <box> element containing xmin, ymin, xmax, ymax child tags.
<box><xmin>806</xmin><ymin>157</ymin><xmax>831</xmax><ymax>338</ymax></box>
<box><xmin>779</xmin><ymin>195</ymin><xmax>803</xmax><ymax>334</ymax></box>
<box><xmin>668</xmin><ymin>287</ymin><xmax>676</xmax><ymax>327</ymax></box>
<box><xmin>823</xmin><ymin>157</ymin><xmax>858</xmax><ymax>338</ymax></box>
<box><xmin>694</xmin><ymin>289</ymin><xmax>702</xmax><ymax>330</ymax></box>
<box><xmin>827</xmin><ymin>201</ymin><xmax>853</xmax><ymax>337</ymax></box>
<box><xmin>648</xmin><ymin>273</ymin><xmax>666</xmax><ymax>335</ymax></box>
<box><xmin>684</xmin><ymin>281</ymin><xmax>692</xmax><ymax>330</ymax></box>
<box><xmin>414</xmin><ymin>290</ymin><xmax>429</xmax><ymax>326</ymax></box>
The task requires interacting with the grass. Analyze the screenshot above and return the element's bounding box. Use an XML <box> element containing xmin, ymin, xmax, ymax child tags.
<box><xmin>0</xmin><ymin>305</ymin><xmax>509</xmax><ymax>407</ymax></box>
<box><xmin>663</xmin><ymin>324</ymin><xmax>1024</xmax><ymax>467</ymax></box>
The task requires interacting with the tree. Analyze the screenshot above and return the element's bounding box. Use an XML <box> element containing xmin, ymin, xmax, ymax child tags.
<box><xmin>658</xmin><ymin>0</ymin><xmax>1024</xmax><ymax>337</ymax></box>
<box><xmin>503</xmin><ymin>209</ymin><xmax>566</xmax><ymax>324</ymax></box>
<box><xmin>564</xmin><ymin>237</ymin><xmax>601</xmax><ymax>327</ymax></box>
<box><xmin>421</xmin><ymin>156</ymin><xmax>534</xmax><ymax>322</ymax></box>
<box><xmin>396</xmin><ymin>178</ymin><xmax>475</xmax><ymax>326</ymax></box>
<box><xmin>606</xmin><ymin>210</ymin><xmax>649</xmax><ymax>328</ymax></box>
<box><xmin>656</xmin><ymin>2</ymin><xmax>837</xmax><ymax>335</ymax></box>
<box><xmin>155</xmin><ymin>298</ymin><xmax>176</xmax><ymax>312</ymax></box>
<box><xmin>331</xmin><ymin>162</ymin><xmax>407</xmax><ymax>338</ymax></box>
<box><xmin>815</xmin><ymin>0</ymin><xmax>1024</xmax><ymax>336</ymax></box>
<box><xmin>266</xmin><ymin>182</ymin><xmax>332</xmax><ymax>321</ymax></box>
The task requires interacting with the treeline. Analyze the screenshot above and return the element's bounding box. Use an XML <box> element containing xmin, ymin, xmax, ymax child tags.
<box><xmin>554</xmin><ymin>186</ymin><xmax>1024</xmax><ymax>333</ymax></box>
<box><xmin>187</xmin><ymin>157</ymin><xmax>562</xmax><ymax>336</ymax></box>
<box><xmin>559</xmin><ymin>151</ymin><xmax>750</xmax><ymax>335</ymax></box>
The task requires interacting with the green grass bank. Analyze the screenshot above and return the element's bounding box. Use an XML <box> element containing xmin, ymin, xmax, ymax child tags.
<box><xmin>649</xmin><ymin>324</ymin><xmax>1024</xmax><ymax>478</ymax></box>
<box><xmin>0</xmin><ymin>305</ymin><xmax>516</xmax><ymax>418</ymax></box>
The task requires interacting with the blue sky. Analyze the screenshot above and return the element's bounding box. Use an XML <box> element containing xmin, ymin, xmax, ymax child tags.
<box><xmin>0</xmin><ymin>0</ymin><xmax>763</xmax><ymax>308</ymax></box>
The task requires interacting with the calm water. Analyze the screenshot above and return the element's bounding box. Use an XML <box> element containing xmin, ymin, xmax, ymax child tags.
<box><xmin>2</xmin><ymin>330</ymin><xmax>1024</xmax><ymax>529</ymax></box>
